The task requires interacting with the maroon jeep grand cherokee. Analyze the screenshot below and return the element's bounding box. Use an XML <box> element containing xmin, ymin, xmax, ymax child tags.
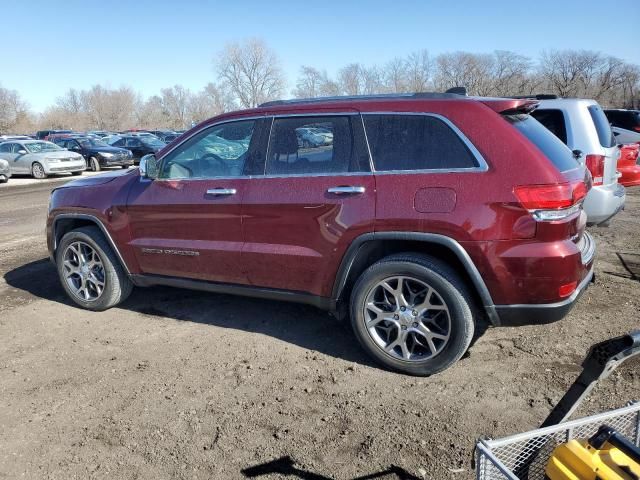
<box><xmin>47</xmin><ymin>93</ymin><xmax>595</xmax><ymax>375</ymax></box>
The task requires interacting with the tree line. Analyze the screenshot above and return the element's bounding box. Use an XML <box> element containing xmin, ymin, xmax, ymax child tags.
<box><xmin>1</xmin><ymin>38</ymin><xmax>638</xmax><ymax>134</ymax></box>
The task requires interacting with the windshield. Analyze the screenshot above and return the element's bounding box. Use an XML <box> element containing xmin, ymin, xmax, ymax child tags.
<box><xmin>141</xmin><ymin>137</ymin><xmax>165</xmax><ymax>147</ymax></box>
<box><xmin>505</xmin><ymin>114</ymin><xmax>580</xmax><ymax>172</ymax></box>
<box><xmin>25</xmin><ymin>141</ymin><xmax>63</xmax><ymax>153</ymax></box>
<box><xmin>77</xmin><ymin>137</ymin><xmax>109</xmax><ymax>148</ymax></box>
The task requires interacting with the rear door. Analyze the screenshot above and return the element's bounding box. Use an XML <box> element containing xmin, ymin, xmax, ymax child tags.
<box><xmin>241</xmin><ymin>113</ymin><xmax>374</xmax><ymax>297</ymax></box>
<box><xmin>126</xmin><ymin>117</ymin><xmax>268</xmax><ymax>283</ymax></box>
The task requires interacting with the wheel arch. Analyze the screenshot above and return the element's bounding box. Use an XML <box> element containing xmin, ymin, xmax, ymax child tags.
<box><xmin>332</xmin><ymin>232</ymin><xmax>500</xmax><ymax>325</ymax></box>
<box><xmin>51</xmin><ymin>214</ymin><xmax>131</xmax><ymax>275</ymax></box>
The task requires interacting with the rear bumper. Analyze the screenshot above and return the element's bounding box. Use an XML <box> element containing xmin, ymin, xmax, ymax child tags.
<box><xmin>494</xmin><ymin>264</ymin><xmax>595</xmax><ymax>327</ymax></box>
<box><xmin>583</xmin><ymin>182</ymin><xmax>626</xmax><ymax>225</ymax></box>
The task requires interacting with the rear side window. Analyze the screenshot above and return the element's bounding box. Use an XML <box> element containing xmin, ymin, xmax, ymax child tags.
<box><xmin>506</xmin><ymin>114</ymin><xmax>579</xmax><ymax>173</ymax></box>
<box><xmin>363</xmin><ymin>114</ymin><xmax>479</xmax><ymax>171</ymax></box>
<box><xmin>266</xmin><ymin>116</ymin><xmax>369</xmax><ymax>175</ymax></box>
<box><xmin>587</xmin><ymin>105</ymin><xmax>615</xmax><ymax>148</ymax></box>
<box><xmin>530</xmin><ymin>109</ymin><xmax>567</xmax><ymax>144</ymax></box>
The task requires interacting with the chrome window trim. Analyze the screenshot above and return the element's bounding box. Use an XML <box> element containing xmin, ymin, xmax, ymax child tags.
<box><xmin>361</xmin><ymin>112</ymin><xmax>489</xmax><ymax>174</ymax></box>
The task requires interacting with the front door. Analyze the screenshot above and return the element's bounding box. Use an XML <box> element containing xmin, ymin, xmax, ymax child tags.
<box><xmin>241</xmin><ymin>113</ymin><xmax>375</xmax><ymax>298</ymax></box>
<box><xmin>126</xmin><ymin>118</ymin><xmax>266</xmax><ymax>284</ymax></box>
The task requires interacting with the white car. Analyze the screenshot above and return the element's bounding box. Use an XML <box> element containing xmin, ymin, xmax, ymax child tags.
<box><xmin>0</xmin><ymin>140</ymin><xmax>85</xmax><ymax>178</ymax></box>
<box><xmin>531</xmin><ymin>98</ymin><xmax>625</xmax><ymax>226</ymax></box>
<box><xmin>612</xmin><ymin>126</ymin><xmax>640</xmax><ymax>145</ymax></box>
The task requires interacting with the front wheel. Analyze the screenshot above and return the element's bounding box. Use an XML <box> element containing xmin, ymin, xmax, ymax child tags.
<box><xmin>32</xmin><ymin>162</ymin><xmax>47</xmax><ymax>179</ymax></box>
<box><xmin>90</xmin><ymin>156</ymin><xmax>101</xmax><ymax>172</ymax></box>
<box><xmin>350</xmin><ymin>254</ymin><xmax>475</xmax><ymax>376</ymax></box>
<box><xmin>56</xmin><ymin>226</ymin><xmax>133</xmax><ymax>311</ymax></box>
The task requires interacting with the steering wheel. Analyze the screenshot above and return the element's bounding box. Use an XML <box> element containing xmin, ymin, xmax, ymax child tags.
<box><xmin>200</xmin><ymin>153</ymin><xmax>227</xmax><ymax>174</ymax></box>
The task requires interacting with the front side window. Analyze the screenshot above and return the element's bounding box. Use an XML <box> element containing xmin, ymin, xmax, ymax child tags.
<box><xmin>159</xmin><ymin>120</ymin><xmax>255</xmax><ymax>179</ymax></box>
<box><xmin>265</xmin><ymin>115</ymin><xmax>368</xmax><ymax>175</ymax></box>
<box><xmin>363</xmin><ymin>114</ymin><xmax>479</xmax><ymax>171</ymax></box>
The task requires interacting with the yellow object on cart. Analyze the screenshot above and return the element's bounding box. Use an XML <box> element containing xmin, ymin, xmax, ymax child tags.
<box><xmin>546</xmin><ymin>439</ymin><xmax>640</xmax><ymax>480</ymax></box>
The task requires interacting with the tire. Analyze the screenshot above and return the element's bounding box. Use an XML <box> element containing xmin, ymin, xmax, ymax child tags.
<box><xmin>56</xmin><ymin>226</ymin><xmax>133</xmax><ymax>311</ymax></box>
<box><xmin>350</xmin><ymin>254</ymin><xmax>475</xmax><ymax>376</ymax></box>
<box><xmin>32</xmin><ymin>162</ymin><xmax>47</xmax><ymax>179</ymax></box>
<box><xmin>90</xmin><ymin>157</ymin><xmax>101</xmax><ymax>172</ymax></box>
<box><xmin>121</xmin><ymin>165</ymin><xmax>129</xmax><ymax>169</ymax></box>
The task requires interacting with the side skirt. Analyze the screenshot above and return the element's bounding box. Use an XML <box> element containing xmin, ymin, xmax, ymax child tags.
<box><xmin>130</xmin><ymin>274</ymin><xmax>337</xmax><ymax>312</ymax></box>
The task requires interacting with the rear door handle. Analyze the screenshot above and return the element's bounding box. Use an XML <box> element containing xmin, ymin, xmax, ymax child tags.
<box><xmin>327</xmin><ymin>186</ymin><xmax>366</xmax><ymax>195</ymax></box>
<box><xmin>206</xmin><ymin>188</ymin><xmax>237</xmax><ymax>196</ymax></box>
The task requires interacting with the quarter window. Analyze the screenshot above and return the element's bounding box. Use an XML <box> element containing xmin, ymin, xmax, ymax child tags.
<box><xmin>159</xmin><ymin>120</ymin><xmax>256</xmax><ymax>179</ymax></box>
<box><xmin>530</xmin><ymin>109</ymin><xmax>568</xmax><ymax>144</ymax></box>
<box><xmin>265</xmin><ymin>116</ymin><xmax>369</xmax><ymax>175</ymax></box>
<box><xmin>363</xmin><ymin>114</ymin><xmax>479</xmax><ymax>171</ymax></box>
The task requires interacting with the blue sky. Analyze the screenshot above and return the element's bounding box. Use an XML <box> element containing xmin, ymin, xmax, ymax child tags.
<box><xmin>3</xmin><ymin>0</ymin><xmax>639</xmax><ymax>112</ymax></box>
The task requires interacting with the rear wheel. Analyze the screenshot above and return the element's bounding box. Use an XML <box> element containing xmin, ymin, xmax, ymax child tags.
<box><xmin>350</xmin><ymin>254</ymin><xmax>475</xmax><ymax>376</ymax></box>
<box><xmin>32</xmin><ymin>162</ymin><xmax>47</xmax><ymax>179</ymax></box>
<box><xmin>90</xmin><ymin>156</ymin><xmax>101</xmax><ymax>172</ymax></box>
<box><xmin>56</xmin><ymin>226</ymin><xmax>133</xmax><ymax>311</ymax></box>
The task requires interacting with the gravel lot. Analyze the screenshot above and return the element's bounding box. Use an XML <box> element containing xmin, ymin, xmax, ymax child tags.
<box><xmin>1</xmin><ymin>179</ymin><xmax>638</xmax><ymax>480</ymax></box>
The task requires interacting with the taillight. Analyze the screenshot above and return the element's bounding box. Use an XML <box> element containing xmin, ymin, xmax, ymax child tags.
<box><xmin>514</xmin><ymin>180</ymin><xmax>587</xmax><ymax>221</ymax></box>
<box><xmin>585</xmin><ymin>154</ymin><xmax>605</xmax><ymax>186</ymax></box>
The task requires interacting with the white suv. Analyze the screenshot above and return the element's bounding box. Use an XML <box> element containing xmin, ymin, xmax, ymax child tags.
<box><xmin>531</xmin><ymin>97</ymin><xmax>625</xmax><ymax>226</ymax></box>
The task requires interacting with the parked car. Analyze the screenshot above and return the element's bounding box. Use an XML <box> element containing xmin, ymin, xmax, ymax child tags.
<box><xmin>46</xmin><ymin>93</ymin><xmax>596</xmax><ymax>375</ymax></box>
<box><xmin>612</xmin><ymin>126</ymin><xmax>640</xmax><ymax>145</ymax></box>
<box><xmin>0</xmin><ymin>158</ymin><xmax>11</xmax><ymax>182</ymax></box>
<box><xmin>296</xmin><ymin>126</ymin><xmax>333</xmax><ymax>148</ymax></box>
<box><xmin>36</xmin><ymin>130</ymin><xmax>73</xmax><ymax>140</ymax></box>
<box><xmin>0</xmin><ymin>140</ymin><xmax>85</xmax><ymax>178</ymax></box>
<box><xmin>150</xmin><ymin>130</ymin><xmax>181</xmax><ymax>143</ymax></box>
<box><xmin>617</xmin><ymin>144</ymin><xmax>640</xmax><ymax>187</ymax></box>
<box><xmin>604</xmin><ymin>109</ymin><xmax>640</xmax><ymax>133</ymax></box>
<box><xmin>530</xmin><ymin>97</ymin><xmax>625</xmax><ymax>226</ymax></box>
<box><xmin>107</xmin><ymin>135</ymin><xmax>165</xmax><ymax>163</ymax></box>
<box><xmin>0</xmin><ymin>135</ymin><xmax>32</xmax><ymax>143</ymax></box>
<box><xmin>53</xmin><ymin>136</ymin><xmax>133</xmax><ymax>171</ymax></box>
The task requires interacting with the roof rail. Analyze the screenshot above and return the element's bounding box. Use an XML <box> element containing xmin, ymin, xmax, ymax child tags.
<box><xmin>506</xmin><ymin>94</ymin><xmax>559</xmax><ymax>100</ymax></box>
<box><xmin>258</xmin><ymin>91</ymin><xmax>466</xmax><ymax>108</ymax></box>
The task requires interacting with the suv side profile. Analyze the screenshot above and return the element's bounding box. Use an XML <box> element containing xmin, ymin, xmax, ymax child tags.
<box><xmin>531</xmin><ymin>98</ymin><xmax>625</xmax><ymax>226</ymax></box>
<box><xmin>46</xmin><ymin>93</ymin><xmax>595</xmax><ymax>375</ymax></box>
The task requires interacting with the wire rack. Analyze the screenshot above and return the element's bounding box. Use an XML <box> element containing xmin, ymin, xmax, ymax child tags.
<box><xmin>476</xmin><ymin>402</ymin><xmax>640</xmax><ymax>480</ymax></box>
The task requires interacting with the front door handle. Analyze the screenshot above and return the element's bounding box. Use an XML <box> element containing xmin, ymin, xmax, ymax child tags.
<box><xmin>327</xmin><ymin>186</ymin><xmax>366</xmax><ymax>195</ymax></box>
<box><xmin>206</xmin><ymin>188</ymin><xmax>237</xmax><ymax>196</ymax></box>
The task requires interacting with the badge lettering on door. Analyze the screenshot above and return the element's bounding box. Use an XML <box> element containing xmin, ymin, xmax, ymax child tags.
<box><xmin>141</xmin><ymin>248</ymin><xmax>200</xmax><ymax>257</ymax></box>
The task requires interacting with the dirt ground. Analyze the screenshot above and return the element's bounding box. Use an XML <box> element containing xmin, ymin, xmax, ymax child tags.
<box><xmin>0</xmin><ymin>180</ymin><xmax>638</xmax><ymax>480</ymax></box>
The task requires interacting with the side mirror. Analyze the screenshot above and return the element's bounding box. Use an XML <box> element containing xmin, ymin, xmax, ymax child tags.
<box><xmin>139</xmin><ymin>154</ymin><xmax>159</xmax><ymax>179</ymax></box>
<box><xmin>18</xmin><ymin>149</ymin><xmax>27</xmax><ymax>155</ymax></box>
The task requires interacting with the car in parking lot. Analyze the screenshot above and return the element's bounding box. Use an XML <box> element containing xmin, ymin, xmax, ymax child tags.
<box><xmin>604</xmin><ymin>109</ymin><xmax>640</xmax><ymax>133</ymax></box>
<box><xmin>618</xmin><ymin>143</ymin><xmax>640</xmax><ymax>187</ymax></box>
<box><xmin>613</xmin><ymin>126</ymin><xmax>640</xmax><ymax>145</ymax></box>
<box><xmin>0</xmin><ymin>158</ymin><xmax>11</xmax><ymax>183</ymax></box>
<box><xmin>53</xmin><ymin>136</ymin><xmax>133</xmax><ymax>171</ymax></box>
<box><xmin>36</xmin><ymin>129</ymin><xmax>73</xmax><ymax>140</ymax></box>
<box><xmin>46</xmin><ymin>92</ymin><xmax>596</xmax><ymax>375</ymax></box>
<box><xmin>530</xmin><ymin>97</ymin><xmax>625</xmax><ymax>226</ymax></box>
<box><xmin>0</xmin><ymin>140</ymin><xmax>85</xmax><ymax>178</ymax></box>
<box><xmin>106</xmin><ymin>135</ymin><xmax>165</xmax><ymax>164</ymax></box>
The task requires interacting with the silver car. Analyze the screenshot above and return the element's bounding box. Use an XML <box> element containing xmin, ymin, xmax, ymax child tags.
<box><xmin>612</xmin><ymin>126</ymin><xmax>640</xmax><ymax>145</ymax></box>
<box><xmin>0</xmin><ymin>158</ymin><xmax>10</xmax><ymax>182</ymax></box>
<box><xmin>0</xmin><ymin>140</ymin><xmax>86</xmax><ymax>178</ymax></box>
<box><xmin>532</xmin><ymin>98</ymin><xmax>625</xmax><ymax>226</ymax></box>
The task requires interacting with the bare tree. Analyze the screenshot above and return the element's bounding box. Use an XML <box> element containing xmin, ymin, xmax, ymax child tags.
<box><xmin>338</xmin><ymin>63</ymin><xmax>365</xmax><ymax>95</ymax></box>
<box><xmin>293</xmin><ymin>66</ymin><xmax>333</xmax><ymax>98</ymax></box>
<box><xmin>160</xmin><ymin>85</ymin><xmax>192</xmax><ymax>129</ymax></box>
<box><xmin>434</xmin><ymin>52</ymin><xmax>495</xmax><ymax>96</ymax></box>
<box><xmin>188</xmin><ymin>83</ymin><xmax>235</xmax><ymax>124</ymax></box>
<box><xmin>405</xmin><ymin>50</ymin><xmax>433</xmax><ymax>92</ymax></box>
<box><xmin>0</xmin><ymin>86</ymin><xmax>29</xmax><ymax>133</ymax></box>
<box><xmin>216</xmin><ymin>38</ymin><xmax>285</xmax><ymax>108</ymax></box>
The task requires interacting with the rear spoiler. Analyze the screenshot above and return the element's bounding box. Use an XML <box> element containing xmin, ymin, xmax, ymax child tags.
<box><xmin>479</xmin><ymin>98</ymin><xmax>540</xmax><ymax>115</ymax></box>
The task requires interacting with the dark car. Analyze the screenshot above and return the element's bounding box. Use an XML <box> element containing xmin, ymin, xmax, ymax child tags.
<box><xmin>604</xmin><ymin>109</ymin><xmax>640</xmax><ymax>133</ymax></box>
<box><xmin>149</xmin><ymin>130</ymin><xmax>181</xmax><ymax>143</ymax></box>
<box><xmin>54</xmin><ymin>136</ymin><xmax>133</xmax><ymax>171</ymax></box>
<box><xmin>46</xmin><ymin>92</ymin><xmax>594</xmax><ymax>376</ymax></box>
<box><xmin>108</xmin><ymin>135</ymin><xmax>165</xmax><ymax>164</ymax></box>
<box><xmin>36</xmin><ymin>129</ymin><xmax>73</xmax><ymax>140</ymax></box>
